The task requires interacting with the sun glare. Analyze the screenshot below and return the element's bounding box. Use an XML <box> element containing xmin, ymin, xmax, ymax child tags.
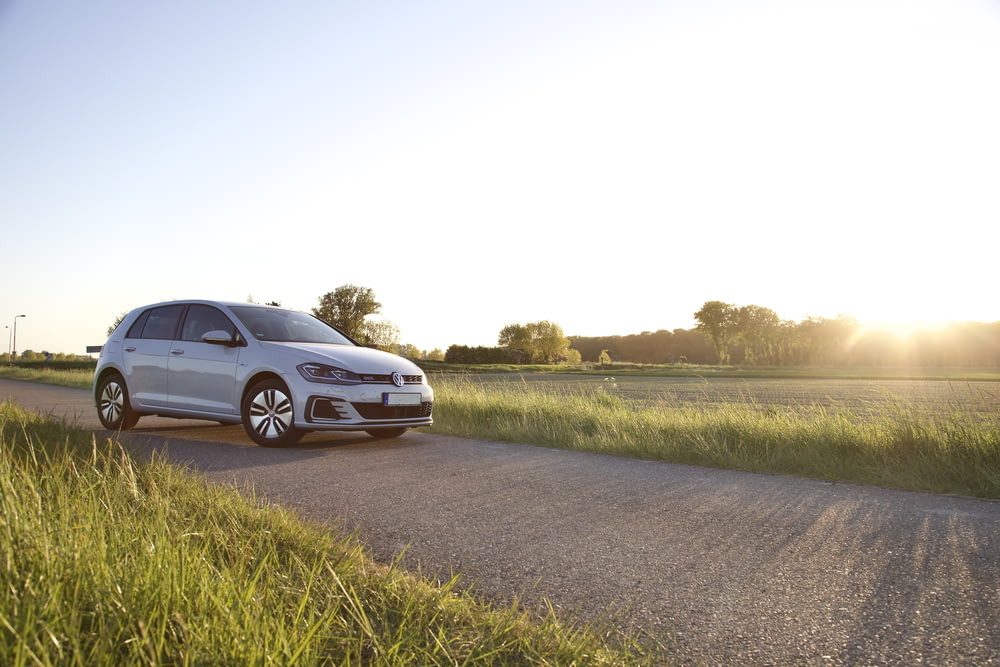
<box><xmin>859</xmin><ymin>320</ymin><xmax>951</xmax><ymax>340</ymax></box>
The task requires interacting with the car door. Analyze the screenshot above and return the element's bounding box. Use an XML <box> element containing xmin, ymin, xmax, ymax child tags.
<box><xmin>165</xmin><ymin>304</ymin><xmax>242</xmax><ymax>415</ymax></box>
<box><xmin>121</xmin><ymin>304</ymin><xmax>185</xmax><ymax>409</ymax></box>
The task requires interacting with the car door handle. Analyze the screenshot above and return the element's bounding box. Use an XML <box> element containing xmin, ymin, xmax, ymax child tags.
<box><xmin>171</xmin><ymin>349</ymin><xmax>185</xmax><ymax>355</ymax></box>
<box><xmin>124</xmin><ymin>346</ymin><xmax>136</xmax><ymax>352</ymax></box>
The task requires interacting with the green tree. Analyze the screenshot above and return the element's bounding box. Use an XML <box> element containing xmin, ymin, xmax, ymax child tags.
<box><xmin>694</xmin><ymin>301</ymin><xmax>738</xmax><ymax>364</ymax></box>
<box><xmin>397</xmin><ymin>343</ymin><xmax>419</xmax><ymax>358</ymax></box>
<box><xmin>498</xmin><ymin>324</ymin><xmax>533</xmax><ymax>363</ymax></box>
<box><xmin>560</xmin><ymin>348</ymin><xmax>582</xmax><ymax>364</ymax></box>
<box><xmin>735</xmin><ymin>304</ymin><xmax>780</xmax><ymax>365</ymax></box>
<box><xmin>795</xmin><ymin>315</ymin><xmax>857</xmax><ymax>365</ymax></box>
<box><xmin>499</xmin><ymin>321</ymin><xmax>572</xmax><ymax>364</ymax></box>
<box><xmin>362</xmin><ymin>319</ymin><xmax>400</xmax><ymax>353</ymax></box>
<box><xmin>528</xmin><ymin>320</ymin><xmax>570</xmax><ymax>364</ymax></box>
<box><xmin>313</xmin><ymin>285</ymin><xmax>382</xmax><ymax>341</ymax></box>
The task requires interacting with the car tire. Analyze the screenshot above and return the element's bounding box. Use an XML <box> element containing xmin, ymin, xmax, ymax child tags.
<box><xmin>241</xmin><ymin>379</ymin><xmax>303</xmax><ymax>447</ymax></box>
<box><xmin>365</xmin><ymin>427</ymin><xmax>408</xmax><ymax>439</ymax></box>
<box><xmin>96</xmin><ymin>372</ymin><xmax>140</xmax><ymax>431</ymax></box>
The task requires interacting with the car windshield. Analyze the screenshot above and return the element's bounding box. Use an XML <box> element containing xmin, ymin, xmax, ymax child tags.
<box><xmin>229</xmin><ymin>306</ymin><xmax>355</xmax><ymax>345</ymax></box>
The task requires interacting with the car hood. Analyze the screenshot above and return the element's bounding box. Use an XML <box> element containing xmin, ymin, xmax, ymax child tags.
<box><xmin>261</xmin><ymin>341</ymin><xmax>424</xmax><ymax>375</ymax></box>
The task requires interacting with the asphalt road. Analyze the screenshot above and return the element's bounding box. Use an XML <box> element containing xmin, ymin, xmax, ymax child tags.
<box><xmin>3</xmin><ymin>378</ymin><xmax>999</xmax><ymax>666</ymax></box>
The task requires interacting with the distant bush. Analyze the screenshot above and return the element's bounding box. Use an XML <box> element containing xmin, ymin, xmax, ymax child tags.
<box><xmin>444</xmin><ymin>345</ymin><xmax>517</xmax><ymax>364</ymax></box>
<box><xmin>10</xmin><ymin>359</ymin><xmax>97</xmax><ymax>372</ymax></box>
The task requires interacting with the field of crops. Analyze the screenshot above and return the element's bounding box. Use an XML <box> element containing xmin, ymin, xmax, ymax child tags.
<box><xmin>429</xmin><ymin>372</ymin><xmax>1000</xmax><ymax>498</ymax></box>
<box><xmin>449</xmin><ymin>373</ymin><xmax>1000</xmax><ymax>419</ymax></box>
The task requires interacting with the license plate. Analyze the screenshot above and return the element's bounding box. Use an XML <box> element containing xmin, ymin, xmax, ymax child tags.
<box><xmin>383</xmin><ymin>393</ymin><xmax>421</xmax><ymax>406</ymax></box>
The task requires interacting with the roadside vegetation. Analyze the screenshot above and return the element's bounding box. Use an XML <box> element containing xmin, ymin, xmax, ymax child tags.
<box><xmin>418</xmin><ymin>360</ymin><xmax>1000</xmax><ymax>381</ymax></box>
<box><xmin>0</xmin><ymin>401</ymin><xmax>654</xmax><ymax>665</ymax></box>
<box><xmin>1</xmin><ymin>364</ymin><xmax>999</xmax><ymax>498</ymax></box>
<box><xmin>0</xmin><ymin>366</ymin><xmax>94</xmax><ymax>389</ymax></box>
<box><xmin>428</xmin><ymin>375</ymin><xmax>1000</xmax><ymax>499</ymax></box>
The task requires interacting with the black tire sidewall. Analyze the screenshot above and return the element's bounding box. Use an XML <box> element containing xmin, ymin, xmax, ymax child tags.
<box><xmin>97</xmin><ymin>373</ymin><xmax>138</xmax><ymax>430</ymax></box>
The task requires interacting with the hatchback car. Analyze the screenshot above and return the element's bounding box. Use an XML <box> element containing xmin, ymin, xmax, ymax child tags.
<box><xmin>94</xmin><ymin>300</ymin><xmax>433</xmax><ymax>446</ymax></box>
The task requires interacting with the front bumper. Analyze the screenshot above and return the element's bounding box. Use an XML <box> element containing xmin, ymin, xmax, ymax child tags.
<box><xmin>285</xmin><ymin>373</ymin><xmax>434</xmax><ymax>431</ymax></box>
<box><xmin>304</xmin><ymin>395</ymin><xmax>433</xmax><ymax>429</ymax></box>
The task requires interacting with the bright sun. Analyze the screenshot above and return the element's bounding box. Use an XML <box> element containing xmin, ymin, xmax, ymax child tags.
<box><xmin>863</xmin><ymin>321</ymin><xmax>950</xmax><ymax>339</ymax></box>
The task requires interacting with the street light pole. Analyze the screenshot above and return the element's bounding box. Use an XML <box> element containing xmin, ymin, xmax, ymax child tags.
<box><xmin>11</xmin><ymin>315</ymin><xmax>25</xmax><ymax>364</ymax></box>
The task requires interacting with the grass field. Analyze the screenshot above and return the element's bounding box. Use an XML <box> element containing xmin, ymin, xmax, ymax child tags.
<box><xmin>0</xmin><ymin>401</ymin><xmax>654</xmax><ymax>665</ymax></box>
<box><xmin>455</xmin><ymin>372</ymin><xmax>1000</xmax><ymax>418</ymax></box>
<box><xmin>426</xmin><ymin>373</ymin><xmax>1000</xmax><ymax>499</ymax></box>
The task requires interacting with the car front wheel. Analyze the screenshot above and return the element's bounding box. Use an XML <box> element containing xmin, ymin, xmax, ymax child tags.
<box><xmin>96</xmin><ymin>372</ymin><xmax>140</xmax><ymax>431</ymax></box>
<box><xmin>242</xmin><ymin>379</ymin><xmax>302</xmax><ymax>447</ymax></box>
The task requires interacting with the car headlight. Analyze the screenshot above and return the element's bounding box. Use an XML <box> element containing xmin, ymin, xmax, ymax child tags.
<box><xmin>297</xmin><ymin>363</ymin><xmax>364</xmax><ymax>385</ymax></box>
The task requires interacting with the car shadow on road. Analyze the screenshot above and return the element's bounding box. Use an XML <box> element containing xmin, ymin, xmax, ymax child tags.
<box><xmin>108</xmin><ymin>423</ymin><xmax>431</xmax><ymax>473</ymax></box>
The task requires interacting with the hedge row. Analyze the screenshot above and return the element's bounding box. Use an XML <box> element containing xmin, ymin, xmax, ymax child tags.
<box><xmin>8</xmin><ymin>360</ymin><xmax>98</xmax><ymax>372</ymax></box>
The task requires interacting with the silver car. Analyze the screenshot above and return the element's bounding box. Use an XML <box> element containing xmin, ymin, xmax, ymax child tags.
<box><xmin>93</xmin><ymin>300</ymin><xmax>433</xmax><ymax>446</ymax></box>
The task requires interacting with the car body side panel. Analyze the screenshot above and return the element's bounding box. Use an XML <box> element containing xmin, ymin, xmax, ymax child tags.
<box><xmin>166</xmin><ymin>340</ymin><xmax>242</xmax><ymax>414</ymax></box>
<box><xmin>122</xmin><ymin>338</ymin><xmax>173</xmax><ymax>408</ymax></box>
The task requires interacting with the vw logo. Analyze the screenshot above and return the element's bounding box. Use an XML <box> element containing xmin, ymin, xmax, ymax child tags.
<box><xmin>391</xmin><ymin>372</ymin><xmax>404</xmax><ymax>387</ymax></box>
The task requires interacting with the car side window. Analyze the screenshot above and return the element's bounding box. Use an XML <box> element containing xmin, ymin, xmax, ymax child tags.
<box><xmin>126</xmin><ymin>305</ymin><xmax>185</xmax><ymax>340</ymax></box>
<box><xmin>124</xmin><ymin>311</ymin><xmax>149</xmax><ymax>338</ymax></box>
<box><xmin>181</xmin><ymin>305</ymin><xmax>236</xmax><ymax>342</ymax></box>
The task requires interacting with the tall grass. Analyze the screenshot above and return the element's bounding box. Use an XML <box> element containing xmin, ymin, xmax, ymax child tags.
<box><xmin>0</xmin><ymin>401</ymin><xmax>654</xmax><ymax>666</ymax></box>
<box><xmin>0</xmin><ymin>367</ymin><xmax>93</xmax><ymax>389</ymax></box>
<box><xmin>429</xmin><ymin>377</ymin><xmax>1000</xmax><ymax>499</ymax></box>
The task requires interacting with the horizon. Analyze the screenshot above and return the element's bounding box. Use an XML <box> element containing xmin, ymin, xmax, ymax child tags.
<box><xmin>5</xmin><ymin>305</ymin><xmax>997</xmax><ymax>359</ymax></box>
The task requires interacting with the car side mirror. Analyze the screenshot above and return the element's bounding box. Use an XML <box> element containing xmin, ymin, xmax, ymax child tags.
<box><xmin>202</xmin><ymin>330</ymin><xmax>240</xmax><ymax>346</ymax></box>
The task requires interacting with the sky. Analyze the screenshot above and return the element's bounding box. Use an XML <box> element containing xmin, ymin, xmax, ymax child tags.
<box><xmin>1</xmin><ymin>0</ymin><xmax>998</xmax><ymax>356</ymax></box>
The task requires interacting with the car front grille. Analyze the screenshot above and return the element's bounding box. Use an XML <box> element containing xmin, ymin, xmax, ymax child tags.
<box><xmin>358</xmin><ymin>374</ymin><xmax>423</xmax><ymax>385</ymax></box>
<box><xmin>352</xmin><ymin>402</ymin><xmax>433</xmax><ymax>420</ymax></box>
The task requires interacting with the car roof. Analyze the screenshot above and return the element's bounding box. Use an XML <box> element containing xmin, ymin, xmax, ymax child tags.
<box><xmin>132</xmin><ymin>299</ymin><xmax>286</xmax><ymax>311</ymax></box>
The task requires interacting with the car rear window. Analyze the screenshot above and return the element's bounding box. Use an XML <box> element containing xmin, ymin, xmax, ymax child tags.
<box><xmin>126</xmin><ymin>305</ymin><xmax>186</xmax><ymax>340</ymax></box>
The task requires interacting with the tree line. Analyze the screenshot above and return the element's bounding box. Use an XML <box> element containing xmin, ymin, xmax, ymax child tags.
<box><xmin>445</xmin><ymin>320</ymin><xmax>580</xmax><ymax>365</ymax></box>
<box><xmin>571</xmin><ymin>301</ymin><xmax>1000</xmax><ymax>368</ymax></box>
<box><xmin>315</xmin><ymin>292</ymin><xmax>1000</xmax><ymax>368</ymax></box>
